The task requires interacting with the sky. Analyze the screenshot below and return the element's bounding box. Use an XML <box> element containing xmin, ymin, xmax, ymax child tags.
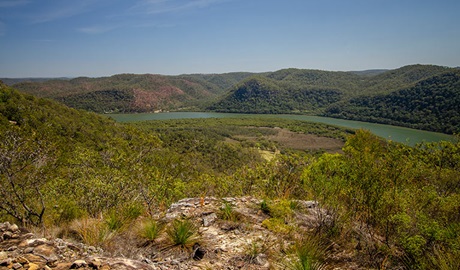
<box><xmin>0</xmin><ymin>0</ymin><xmax>459</xmax><ymax>77</ymax></box>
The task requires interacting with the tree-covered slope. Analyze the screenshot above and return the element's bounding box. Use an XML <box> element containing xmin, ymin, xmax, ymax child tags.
<box><xmin>324</xmin><ymin>70</ymin><xmax>460</xmax><ymax>134</ymax></box>
<box><xmin>208</xmin><ymin>65</ymin><xmax>459</xmax><ymax>133</ymax></box>
<box><xmin>9</xmin><ymin>64</ymin><xmax>459</xmax><ymax>133</ymax></box>
<box><xmin>10</xmin><ymin>73</ymin><xmax>255</xmax><ymax>113</ymax></box>
<box><xmin>360</xmin><ymin>64</ymin><xmax>452</xmax><ymax>95</ymax></box>
<box><xmin>208</xmin><ymin>76</ymin><xmax>342</xmax><ymax>114</ymax></box>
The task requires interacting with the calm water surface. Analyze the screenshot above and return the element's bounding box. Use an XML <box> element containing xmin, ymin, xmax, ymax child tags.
<box><xmin>108</xmin><ymin>112</ymin><xmax>454</xmax><ymax>146</ymax></box>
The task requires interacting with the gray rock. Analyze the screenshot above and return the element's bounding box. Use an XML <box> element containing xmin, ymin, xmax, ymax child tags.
<box><xmin>23</xmin><ymin>247</ymin><xmax>35</xmax><ymax>253</ymax></box>
<box><xmin>202</xmin><ymin>213</ymin><xmax>217</xmax><ymax>227</ymax></box>
<box><xmin>12</xmin><ymin>262</ymin><xmax>23</xmax><ymax>270</ymax></box>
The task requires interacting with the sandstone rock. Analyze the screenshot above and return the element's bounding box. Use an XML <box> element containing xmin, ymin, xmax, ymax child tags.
<box><xmin>33</xmin><ymin>244</ymin><xmax>57</xmax><ymax>258</ymax></box>
<box><xmin>0</xmin><ymin>257</ymin><xmax>12</xmax><ymax>266</ymax></box>
<box><xmin>9</xmin><ymin>224</ymin><xmax>19</xmax><ymax>232</ymax></box>
<box><xmin>22</xmin><ymin>254</ymin><xmax>47</xmax><ymax>265</ymax></box>
<box><xmin>0</xmin><ymin>197</ymin><xmax>365</xmax><ymax>269</ymax></box>
<box><xmin>2</xmin><ymin>231</ymin><xmax>13</xmax><ymax>240</ymax></box>
<box><xmin>27</xmin><ymin>262</ymin><xmax>40</xmax><ymax>270</ymax></box>
<box><xmin>23</xmin><ymin>247</ymin><xmax>34</xmax><ymax>253</ymax></box>
<box><xmin>70</xmin><ymin>259</ymin><xmax>88</xmax><ymax>268</ymax></box>
<box><xmin>55</xmin><ymin>262</ymin><xmax>73</xmax><ymax>270</ymax></box>
<box><xmin>12</xmin><ymin>262</ymin><xmax>23</xmax><ymax>269</ymax></box>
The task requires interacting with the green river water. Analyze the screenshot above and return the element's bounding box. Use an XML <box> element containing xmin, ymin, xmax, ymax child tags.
<box><xmin>108</xmin><ymin>112</ymin><xmax>454</xmax><ymax>146</ymax></box>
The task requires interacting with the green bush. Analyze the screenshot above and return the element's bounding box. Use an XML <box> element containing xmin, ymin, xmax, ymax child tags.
<box><xmin>139</xmin><ymin>219</ymin><xmax>162</xmax><ymax>241</ymax></box>
<box><xmin>261</xmin><ymin>218</ymin><xmax>293</xmax><ymax>235</ymax></box>
<box><xmin>105</xmin><ymin>210</ymin><xmax>124</xmax><ymax>231</ymax></box>
<box><xmin>219</xmin><ymin>201</ymin><xmax>240</xmax><ymax>222</ymax></box>
<box><xmin>166</xmin><ymin>219</ymin><xmax>200</xmax><ymax>249</ymax></box>
<box><xmin>284</xmin><ymin>236</ymin><xmax>327</xmax><ymax>270</ymax></box>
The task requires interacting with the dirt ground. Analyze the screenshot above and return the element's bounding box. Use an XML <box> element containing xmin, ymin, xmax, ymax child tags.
<box><xmin>232</xmin><ymin>127</ymin><xmax>345</xmax><ymax>154</ymax></box>
<box><xmin>267</xmin><ymin>127</ymin><xmax>344</xmax><ymax>153</ymax></box>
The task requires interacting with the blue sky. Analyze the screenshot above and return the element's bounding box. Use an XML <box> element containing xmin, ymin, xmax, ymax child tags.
<box><xmin>0</xmin><ymin>0</ymin><xmax>459</xmax><ymax>77</ymax></box>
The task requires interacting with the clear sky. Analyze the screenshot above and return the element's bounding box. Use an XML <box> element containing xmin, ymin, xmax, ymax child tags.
<box><xmin>0</xmin><ymin>0</ymin><xmax>459</xmax><ymax>77</ymax></box>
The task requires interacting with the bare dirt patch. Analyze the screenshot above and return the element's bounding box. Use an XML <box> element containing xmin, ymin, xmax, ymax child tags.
<box><xmin>232</xmin><ymin>127</ymin><xmax>344</xmax><ymax>153</ymax></box>
<box><xmin>267</xmin><ymin>127</ymin><xmax>344</xmax><ymax>153</ymax></box>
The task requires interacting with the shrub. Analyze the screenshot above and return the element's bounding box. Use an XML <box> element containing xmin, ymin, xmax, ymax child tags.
<box><xmin>260</xmin><ymin>199</ymin><xmax>270</xmax><ymax>215</ymax></box>
<box><xmin>284</xmin><ymin>236</ymin><xmax>327</xmax><ymax>270</ymax></box>
<box><xmin>219</xmin><ymin>201</ymin><xmax>240</xmax><ymax>222</ymax></box>
<box><xmin>261</xmin><ymin>218</ymin><xmax>293</xmax><ymax>234</ymax></box>
<box><xmin>263</xmin><ymin>199</ymin><xmax>295</xmax><ymax>219</ymax></box>
<box><xmin>166</xmin><ymin>219</ymin><xmax>200</xmax><ymax>249</ymax></box>
<box><xmin>51</xmin><ymin>199</ymin><xmax>85</xmax><ymax>225</ymax></box>
<box><xmin>71</xmin><ymin>217</ymin><xmax>114</xmax><ymax>247</ymax></box>
<box><xmin>139</xmin><ymin>219</ymin><xmax>162</xmax><ymax>241</ymax></box>
<box><xmin>105</xmin><ymin>210</ymin><xmax>124</xmax><ymax>231</ymax></box>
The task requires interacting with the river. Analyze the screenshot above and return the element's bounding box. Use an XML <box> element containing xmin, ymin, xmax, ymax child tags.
<box><xmin>107</xmin><ymin>112</ymin><xmax>454</xmax><ymax>146</ymax></box>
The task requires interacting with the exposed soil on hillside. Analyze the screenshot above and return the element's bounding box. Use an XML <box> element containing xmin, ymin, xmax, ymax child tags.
<box><xmin>234</xmin><ymin>127</ymin><xmax>344</xmax><ymax>153</ymax></box>
<box><xmin>267</xmin><ymin>127</ymin><xmax>344</xmax><ymax>153</ymax></box>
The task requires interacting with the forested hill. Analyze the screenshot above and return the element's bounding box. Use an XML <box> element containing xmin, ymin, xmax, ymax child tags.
<box><xmin>9</xmin><ymin>72</ymin><xmax>254</xmax><ymax>113</ymax></box>
<box><xmin>206</xmin><ymin>75</ymin><xmax>344</xmax><ymax>114</ymax></box>
<box><xmin>324</xmin><ymin>70</ymin><xmax>460</xmax><ymax>134</ymax></box>
<box><xmin>8</xmin><ymin>64</ymin><xmax>460</xmax><ymax>133</ymax></box>
<box><xmin>208</xmin><ymin>65</ymin><xmax>460</xmax><ymax>133</ymax></box>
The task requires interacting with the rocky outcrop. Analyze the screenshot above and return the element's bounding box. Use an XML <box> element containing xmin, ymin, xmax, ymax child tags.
<box><xmin>0</xmin><ymin>222</ymin><xmax>153</xmax><ymax>270</ymax></box>
<box><xmin>1</xmin><ymin>197</ymin><xmax>361</xmax><ymax>269</ymax></box>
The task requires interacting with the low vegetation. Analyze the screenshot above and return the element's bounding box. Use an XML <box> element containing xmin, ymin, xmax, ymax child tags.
<box><xmin>166</xmin><ymin>219</ymin><xmax>200</xmax><ymax>249</ymax></box>
<box><xmin>1</xmin><ymin>81</ymin><xmax>459</xmax><ymax>269</ymax></box>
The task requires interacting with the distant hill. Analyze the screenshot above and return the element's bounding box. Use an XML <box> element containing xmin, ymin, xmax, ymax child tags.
<box><xmin>0</xmin><ymin>77</ymin><xmax>72</xmax><ymax>85</ymax></box>
<box><xmin>324</xmin><ymin>70</ymin><xmax>460</xmax><ymax>134</ymax></box>
<box><xmin>208</xmin><ymin>65</ymin><xmax>459</xmax><ymax>133</ymax></box>
<box><xmin>9</xmin><ymin>64</ymin><xmax>460</xmax><ymax>133</ymax></box>
<box><xmin>11</xmin><ymin>73</ymin><xmax>254</xmax><ymax>113</ymax></box>
<box><xmin>350</xmin><ymin>69</ymin><xmax>388</xmax><ymax>76</ymax></box>
<box><xmin>207</xmin><ymin>75</ymin><xmax>343</xmax><ymax>114</ymax></box>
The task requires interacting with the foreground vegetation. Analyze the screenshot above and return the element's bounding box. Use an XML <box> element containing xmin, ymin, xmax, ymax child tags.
<box><xmin>1</xmin><ymin>82</ymin><xmax>459</xmax><ymax>269</ymax></box>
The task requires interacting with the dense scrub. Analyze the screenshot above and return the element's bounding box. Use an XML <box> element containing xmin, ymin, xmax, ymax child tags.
<box><xmin>304</xmin><ymin>130</ymin><xmax>460</xmax><ymax>268</ymax></box>
<box><xmin>1</xmin><ymin>82</ymin><xmax>459</xmax><ymax>269</ymax></box>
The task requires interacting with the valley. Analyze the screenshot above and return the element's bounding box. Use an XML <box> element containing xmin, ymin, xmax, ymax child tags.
<box><xmin>1</xmin><ymin>67</ymin><xmax>459</xmax><ymax>269</ymax></box>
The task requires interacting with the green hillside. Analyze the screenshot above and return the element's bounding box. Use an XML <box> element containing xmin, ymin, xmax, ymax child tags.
<box><xmin>325</xmin><ymin>70</ymin><xmax>460</xmax><ymax>133</ymax></box>
<box><xmin>208</xmin><ymin>76</ymin><xmax>342</xmax><ymax>114</ymax></box>
<box><xmin>208</xmin><ymin>65</ymin><xmax>459</xmax><ymax>133</ymax></box>
<box><xmin>9</xmin><ymin>64</ymin><xmax>459</xmax><ymax>133</ymax></box>
<box><xmin>10</xmin><ymin>72</ymin><xmax>254</xmax><ymax>113</ymax></box>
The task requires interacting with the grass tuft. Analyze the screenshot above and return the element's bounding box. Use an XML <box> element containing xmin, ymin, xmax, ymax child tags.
<box><xmin>166</xmin><ymin>218</ymin><xmax>200</xmax><ymax>249</ymax></box>
<box><xmin>284</xmin><ymin>236</ymin><xmax>327</xmax><ymax>270</ymax></box>
<box><xmin>219</xmin><ymin>201</ymin><xmax>240</xmax><ymax>222</ymax></box>
<box><xmin>139</xmin><ymin>219</ymin><xmax>162</xmax><ymax>241</ymax></box>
